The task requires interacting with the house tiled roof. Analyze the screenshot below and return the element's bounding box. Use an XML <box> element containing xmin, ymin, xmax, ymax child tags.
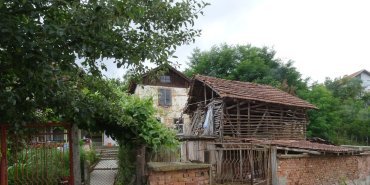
<box><xmin>194</xmin><ymin>75</ymin><xmax>316</xmax><ymax>109</ymax></box>
<box><xmin>347</xmin><ymin>69</ymin><xmax>370</xmax><ymax>78</ymax></box>
<box><xmin>128</xmin><ymin>64</ymin><xmax>190</xmax><ymax>93</ymax></box>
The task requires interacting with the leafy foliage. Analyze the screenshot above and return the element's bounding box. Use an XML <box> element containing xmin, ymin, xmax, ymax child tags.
<box><xmin>0</xmin><ymin>0</ymin><xmax>208</xmax><ymax>125</ymax></box>
<box><xmin>298</xmin><ymin>84</ymin><xmax>342</xmax><ymax>140</ymax></box>
<box><xmin>63</xmin><ymin>77</ymin><xmax>179</xmax><ymax>150</ymax></box>
<box><xmin>116</xmin><ymin>143</ymin><xmax>136</xmax><ymax>185</ymax></box>
<box><xmin>299</xmin><ymin>77</ymin><xmax>370</xmax><ymax>144</ymax></box>
<box><xmin>1</xmin><ymin>0</ymin><xmax>203</xmax><ymax>183</ymax></box>
<box><xmin>185</xmin><ymin>44</ymin><xmax>308</xmax><ymax>94</ymax></box>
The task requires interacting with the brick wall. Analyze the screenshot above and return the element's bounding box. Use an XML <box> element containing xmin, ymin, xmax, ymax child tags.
<box><xmin>149</xmin><ymin>168</ymin><xmax>209</xmax><ymax>185</ymax></box>
<box><xmin>147</xmin><ymin>162</ymin><xmax>210</xmax><ymax>185</ymax></box>
<box><xmin>277</xmin><ymin>154</ymin><xmax>370</xmax><ymax>185</ymax></box>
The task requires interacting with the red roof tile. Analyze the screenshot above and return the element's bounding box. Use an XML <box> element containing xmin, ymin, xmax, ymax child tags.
<box><xmin>194</xmin><ymin>75</ymin><xmax>316</xmax><ymax>109</ymax></box>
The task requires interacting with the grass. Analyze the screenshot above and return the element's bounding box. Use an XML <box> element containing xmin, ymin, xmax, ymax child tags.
<box><xmin>7</xmin><ymin>145</ymin><xmax>70</xmax><ymax>185</ymax></box>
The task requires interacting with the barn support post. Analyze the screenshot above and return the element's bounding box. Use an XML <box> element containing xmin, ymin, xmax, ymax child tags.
<box><xmin>0</xmin><ymin>125</ymin><xmax>7</xmax><ymax>185</ymax></box>
<box><xmin>70</xmin><ymin>123</ymin><xmax>81</xmax><ymax>185</ymax></box>
<box><xmin>237</xmin><ymin>101</ymin><xmax>240</xmax><ymax>136</ymax></box>
<box><xmin>204</xmin><ymin>85</ymin><xmax>207</xmax><ymax>105</ymax></box>
<box><xmin>249</xmin><ymin>146</ymin><xmax>254</xmax><ymax>185</ymax></box>
<box><xmin>247</xmin><ymin>102</ymin><xmax>250</xmax><ymax>137</ymax></box>
<box><xmin>271</xmin><ymin>146</ymin><xmax>277</xmax><ymax>185</ymax></box>
<box><xmin>266</xmin><ymin>148</ymin><xmax>270</xmax><ymax>185</ymax></box>
<box><xmin>239</xmin><ymin>149</ymin><xmax>243</xmax><ymax>181</ymax></box>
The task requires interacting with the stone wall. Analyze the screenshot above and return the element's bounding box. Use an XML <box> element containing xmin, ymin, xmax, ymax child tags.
<box><xmin>277</xmin><ymin>154</ymin><xmax>370</xmax><ymax>185</ymax></box>
<box><xmin>148</xmin><ymin>162</ymin><xmax>210</xmax><ymax>185</ymax></box>
<box><xmin>134</xmin><ymin>85</ymin><xmax>190</xmax><ymax>128</ymax></box>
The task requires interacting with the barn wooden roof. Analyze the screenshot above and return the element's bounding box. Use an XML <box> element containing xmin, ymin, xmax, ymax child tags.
<box><xmin>191</xmin><ymin>75</ymin><xmax>316</xmax><ymax>109</ymax></box>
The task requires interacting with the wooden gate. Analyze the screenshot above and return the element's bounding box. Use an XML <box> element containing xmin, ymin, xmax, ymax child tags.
<box><xmin>0</xmin><ymin>123</ymin><xmax>74</xmax><ymax>185</ymax></box>
<box><xmin>214</xmin><ymin>143</ymin><xmax>270</xmax><ymax>185</ymax></box>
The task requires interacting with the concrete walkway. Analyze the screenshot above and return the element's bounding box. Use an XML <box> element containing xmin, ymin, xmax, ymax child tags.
<box><xmin>90</xmin><ymin>159</ymin><xmax>118</xmax><ymax>185</ymax></box>
<box><xmin>90</xmin><ymin>147</ymin><xmax>119</xmax><ymax>185</ymax></box>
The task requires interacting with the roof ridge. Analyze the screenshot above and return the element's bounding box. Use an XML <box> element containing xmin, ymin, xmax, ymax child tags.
<box><xmin>195</xmin><ymin>74</ymin><xmax>275</xmax><ymax>88</ymax></box>
<box><xmin>347</xmin><ymin>69</ymin><xmax>370</xmax><ymax>78</ymax></box>
<box><xmin>193</xmin><ymin>74</ymin><xmax>317</xmax><ymax>109</ymax></box>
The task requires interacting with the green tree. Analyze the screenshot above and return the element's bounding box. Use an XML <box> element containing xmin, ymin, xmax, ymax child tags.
<box><xmin>185</xmin><ymin>44</ymin><xmax>307</xmax><ymax>94</ymax></box>
<box><xmin>302</xmin><ymin>77</ymin><xmax>370</xmax><ymax>144</ymax></box>
<box><xmin>298</xmin><ymin>84</ymin><xmax>342</xmax><ymax>141</ymax></box>
<box><xmin>1</xmin><ymin>1</ymin><xmax>207</xmax><ymax>182</ymax></box>
<box><xmin>0</xmin><ymin>0</ymin><xmax>208</xmax><ymax>125</ymax></box>
<box><xmin>324</xmin><ymin>77</ymin><xmax>363</xmax><ymax>100</ymax></box>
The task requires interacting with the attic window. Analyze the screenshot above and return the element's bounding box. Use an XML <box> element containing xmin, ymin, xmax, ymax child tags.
<box><xmin>160</xmin><ymin>75</ymin><xmax>171</xmax><ymax>83</ymax></box>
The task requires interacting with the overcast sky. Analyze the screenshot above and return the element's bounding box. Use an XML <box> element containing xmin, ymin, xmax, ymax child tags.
<box><xmin>104</xmin><ymin>0</ymin><xmax>370</xmax><ymax>83</ymax></box>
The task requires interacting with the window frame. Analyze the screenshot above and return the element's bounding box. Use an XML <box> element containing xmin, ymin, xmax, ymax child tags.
<box><xmin>158</xmin><ymin>88</ymin><xmax>172</xmax><ymax>106</ymax></box>
<box><xmin>160</xmin><ymin>75</ymin><xmax>171</xmax><ymax>83</ymax></box>
<box><xmin>174</xmin><ymin>118</ymin><xmax>184</xmax><ymax>134</ymax></box>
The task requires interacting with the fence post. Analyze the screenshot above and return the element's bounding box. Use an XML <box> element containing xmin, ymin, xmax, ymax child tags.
<box><xmin>136</xmin><ymin>145</ymin><xmax>146</xmax><ymax>185</ymax></box>
<box><xmin>84</xmin><ymin>160</ymin><xmax>90</xmax><ymax>185</ymax></box>
<box><xmin>69</xmin><ymin>123</ymin><xmax>81</xmax><ymax>185</ymax></box>
<box><xmin>0</xmin><ymin>125</ymin><xmax>7</xmax><ymax>185</ymax></box>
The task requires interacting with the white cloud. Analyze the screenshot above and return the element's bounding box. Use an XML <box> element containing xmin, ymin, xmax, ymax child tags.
<box><xmin>103</xmin><ymin>0</ymin><xmax>370</xmax><ymax>82</ymax></box>
<box><xmin>173</xmin><ymin>0</ymin><xmax>370</xmax><ymax>82</ymax></box>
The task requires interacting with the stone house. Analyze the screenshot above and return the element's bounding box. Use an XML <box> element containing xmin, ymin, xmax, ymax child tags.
<box><xmin>128</xmin><ymin>65</ymin><xmax>191</xmax><ymax>134</ymax></box>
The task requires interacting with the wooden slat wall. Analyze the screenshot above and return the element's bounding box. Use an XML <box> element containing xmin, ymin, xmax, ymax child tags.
<box><xmin>223</xmin><ymin>100</ymin><xmax>307</xmax><ymax>140</ymax></box>
<box><xmin>187</xmin><ymin>98</ymin><xmax>308</xmax><ymax>140</ymax></box>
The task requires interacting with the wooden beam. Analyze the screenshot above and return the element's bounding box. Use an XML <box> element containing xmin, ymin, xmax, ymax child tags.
<box><xmin>276</xmin><ymin>147</ymin><xmax>321</xmax><ymax>155</ymax></box>
<box><xmin>253</xmin><ymin>109</ymin><xmax>268</xmax><ymax>135</ymax></box>
<box><xmin>237</xmin><ymin>101</ymin><xmax>240</xmax><ymax>136</ymax></box>
<box><xmin>226</xmin><ymin>101</ymin><xmax>248</xmax><ymax>110</ymax></box>
<box><xmin>239</xmin><ymin>103</ymin><xmax>267</xmax><ymax>111</ymax></box>
<box><xmin>248</xmin><ymin>102</ymin><xmax>250</xmax><ymax>136</ymax></box>
<box><xmin>204</xmin><ymin>85</ymin><xmax>207</xmax><ymax>105</ymax></box>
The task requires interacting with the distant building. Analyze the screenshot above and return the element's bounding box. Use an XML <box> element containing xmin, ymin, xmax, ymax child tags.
<box><xmin>347</xmin><ymin>69</ymin><xmax>370</xmax><ymax>92</ymax></box>
<box><xmin>128</xmin><ymin>65</ymin><xmax>191</xmax><ymax>134</ymax></box>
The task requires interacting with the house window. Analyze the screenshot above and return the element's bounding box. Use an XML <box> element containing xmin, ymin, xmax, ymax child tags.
<box><xmin>174</xmin><ymin>118</ymin><xmax>184</xmax><ymax>134</ymax></box>
<box><xmin>158</xmin><ymin>89</ymin><xmax>172</xmax><ymax>106</ymax></box>
<box><xmin>160</xmin><ymin>75</ymin><xmax>171</xmax><ymax>83</ymax></box>
<box><xmin>53</xmin><ymin>127</ymin><xmax>64</xmax><ymax>142</ymax></box>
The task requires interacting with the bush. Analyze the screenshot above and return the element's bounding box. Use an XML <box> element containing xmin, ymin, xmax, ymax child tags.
<box><xmin>80</xmin><ymin>145</ymin><xmax>100</xmax><ymax>182</ymax></box>
<box><xmin>116</xmin><ymin>143</ymin><xmax>136</xmax><ymax>185</ymax></box>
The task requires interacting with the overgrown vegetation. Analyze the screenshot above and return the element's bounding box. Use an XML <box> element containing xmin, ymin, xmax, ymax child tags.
<box><xmin>1</xmin><ymin>0</ymin><xmax>207</xmax><ymax>183</ymax></box>
<box><xmin>185</xmin><ymin>43</ymin><xmax>370</xmax><ymax>145</ymax></box>
<box><xmin>299</xmin><ymin>78</ymin><xmax>370</xmax><ymax>145</ymax></box>
<box><xmin>7</xmin><ymin>147</ymin><xmax>70</xmax><ymax>185</ymax></box>
<box><xmin>116</xmin><ymin>143</ymin><xmax>136</xmax><ymax>185</ymax></box>
<box><xmin>185</xmin><ymin>44</ymin><xmax>307</xmax><ymax>95</ymax></box>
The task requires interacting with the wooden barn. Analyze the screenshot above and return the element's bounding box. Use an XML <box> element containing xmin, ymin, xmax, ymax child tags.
<box><xmin>183</xmin><ymin>75</ymin><xmax>316</xmax><ymax>140</ymax></box>
<box><xmin>179</xmin><ymin>75</ymin><xmax>360</xmax><ymax>184</ymax></box>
